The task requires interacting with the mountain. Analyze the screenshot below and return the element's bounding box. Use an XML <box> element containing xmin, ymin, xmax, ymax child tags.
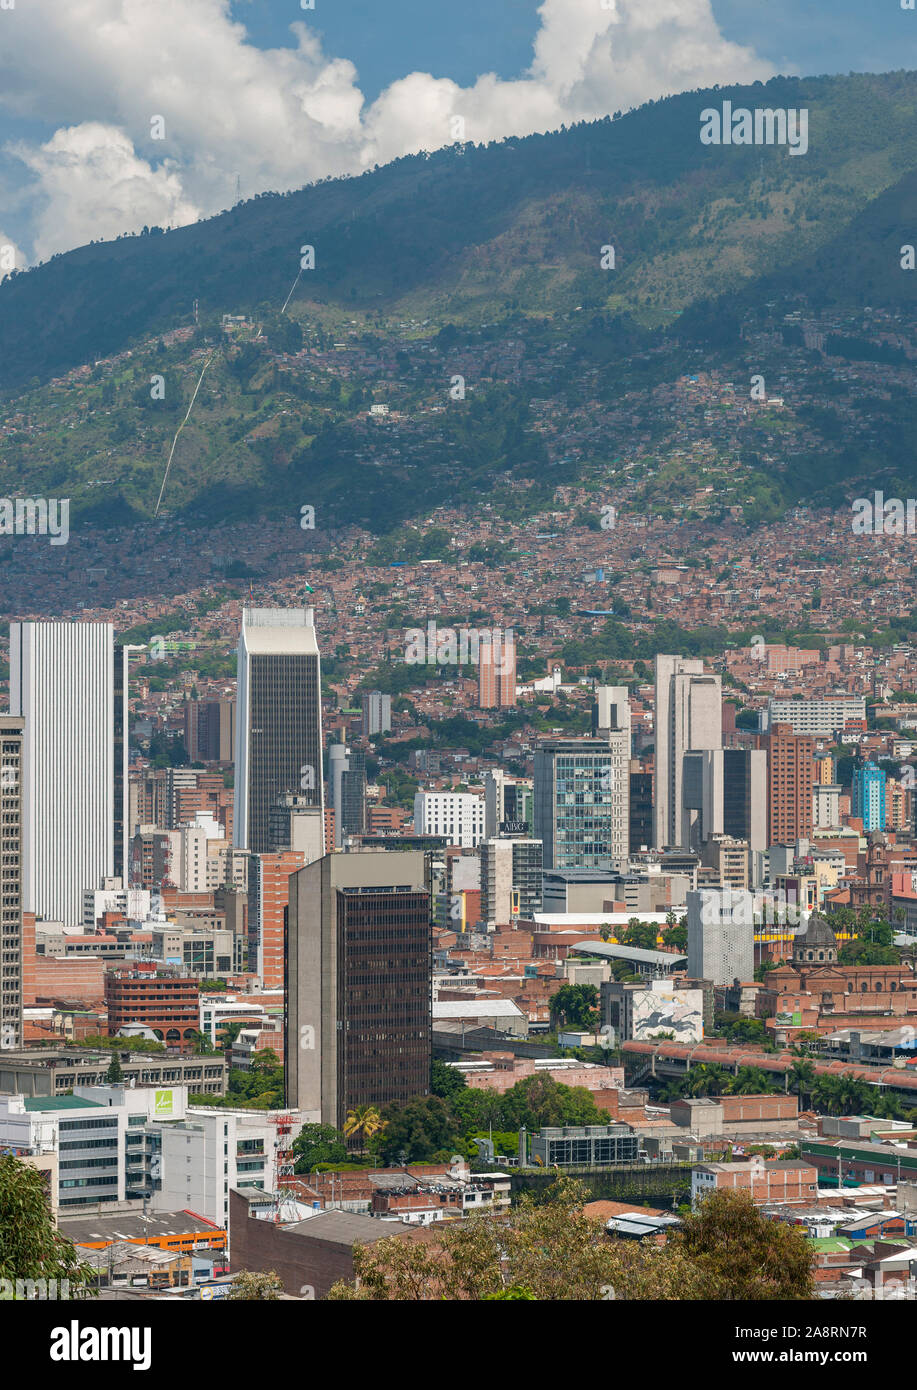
<box><xmin>2</xmin><ymin>69</ymin><xmax>917</xmax><ymax>531</ymax></box>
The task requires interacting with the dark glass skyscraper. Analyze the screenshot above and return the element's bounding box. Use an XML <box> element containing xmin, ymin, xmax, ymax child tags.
<box><xmin>234</xmin><ymin>608</ymin><xmax>324</xmax><ymax>854</ymax></box>
<box><xmin>286</xmin><ymin>851</ymin><xmax>431</xmax><ymax>1128</ymax></box>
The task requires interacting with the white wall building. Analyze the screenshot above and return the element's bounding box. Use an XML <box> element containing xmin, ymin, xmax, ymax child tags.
<box><xmin>10</xmin><ymin>622</ymin><xmax>125</xmax><ymax>925</ymax></box>
<box><xmin>686</xmin><ymin>887</ymin><xmax>755</xmax><ymax>988</ymax></box>
<box><xmin>0</xmin><ymin>1084</ymin><xmax>300</xmax><ymax>1227</ymax></box>
<box><xmin>82</xmin><ymin>879</ymin><xmax>152</xmax><ymax>929</ymax></box>
<box><xmin>762</xmin><ymin>697</ymin><xmax>867</xmax><ymax>737</ymax></box>
<box><xmin>654</xmin><ymin>655</ymin><xmax>722</xmax><ymax>851</ymax></box>
<box><xmin>414</xmin><ymin>791</ymin><xmax>486</xmax><ymax>848</ymax></box>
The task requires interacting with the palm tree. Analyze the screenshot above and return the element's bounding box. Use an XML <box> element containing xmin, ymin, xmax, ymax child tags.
<box><xmin>787</xmin><ymin>1059</ymin><xmax>817</xmax><ymax>1109</ymax></box>
<box><xmin>686</xmin><ymin>1064</ymin><xmax>729</xmax><ymax>1098</ymax></box>
<box><xmin>343</xmin><ymin>1105</ymin><xmax>386</xmax><ymax>1154</ymax></box>
<box><xmin>813</xmin><ymin>1075</ymin><xmax>846</xmax><ymax>1116</ymax></box>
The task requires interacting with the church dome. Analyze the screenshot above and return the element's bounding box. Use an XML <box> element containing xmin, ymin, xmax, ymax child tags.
<box><xmin>793</xmin><ymin>912</ymin><xmax>837</xmax><ymax>964</ymax></box>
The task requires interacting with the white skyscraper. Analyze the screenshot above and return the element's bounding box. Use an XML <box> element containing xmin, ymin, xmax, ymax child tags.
<box><xmin>654</xmin><ymin>655</ymin><xmax>722</xmax><ymax>851</ymax></box>
<box><xmin>234</xmin><ymin>607</ymin><xmax>324</xmax><ymax>854</ymax></box>
<box><xmin>9</xmin><ymin>621</ymin><xmax>125</xmax><ymax>925</ymax></box>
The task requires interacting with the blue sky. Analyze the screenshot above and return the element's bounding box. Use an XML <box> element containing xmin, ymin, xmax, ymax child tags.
<box><xmin>0</xmin><ymin>1</ymin><xmax>915</xmax><ymax>265</ymax></box>
<box><xmin>238</xmin><ymin>2</ymin><xmax>916</xmax><ymax>100</ymax></box>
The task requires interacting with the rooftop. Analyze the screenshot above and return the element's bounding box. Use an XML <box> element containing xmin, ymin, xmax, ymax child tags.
<box><xmin>23</xmin><ymin>1096</ymin><xmax>104</xmax><ymax>1112</ymax></box>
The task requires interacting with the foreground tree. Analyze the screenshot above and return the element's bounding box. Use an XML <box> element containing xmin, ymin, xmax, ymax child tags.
<box><xmin>328</xmin><ymin>1181</ymin><xmax>815</xmax><ymax>1302</ymax></box>
<box><xmin>228</xmin><ymin>1270</ymin><xmax>284</xmax><ymax>1300</ymax></box>
<box><xmin>328</xmin><ymin>1178</ymin><xmax>706</xmax><ymax>1301</ymax></box>
<box><xmin>0</xmin><ymin>1156</ymin><xmax>96</xmax><ymax>1297</ymax></box>
<box><xmin>674</xmin><ymin>1189</ymin><xmax>814</xmax><ymax>1300</ymax></box>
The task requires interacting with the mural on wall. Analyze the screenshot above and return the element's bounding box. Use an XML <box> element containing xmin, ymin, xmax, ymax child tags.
<box><xmin>632</xmin><ymin>990</ymin><xmax>703</xmax><ymax>1041</ymax></box>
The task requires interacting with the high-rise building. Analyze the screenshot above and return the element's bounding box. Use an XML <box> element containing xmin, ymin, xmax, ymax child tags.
<box><xmin>814</xmin><ymin>753</ymin><xmax>836</xmax><ymax>787</ymax></box>
<box><xmin>286</xmin><ymin>852</ymin><xmax>431</xmax><ymax>1126</ymax></box>
<box><xmin>533</xmin><ymin>736</ymin><xmax>630</xmax><ymax>871</ymax></box>
<box><xmin>483</xmin><ymin>769</ymin><xmax>533</xmax><ymax>839</ymax></box>
<box><xmin>653</xmin><ymin>656</ymin><xmax>722</xmax><ymax>850</ymax></box>
<box><xmin>593</xmin><ymin>686</ymin><xmax>632</xmax><ymax>747</ymax></box>
<box><xmin>686</xmin><ymin>888</ymin><xmax>754</xmax><ymax>988</ymax></box>
<box><xmin>0</xmin><ymin>717</ymin><xmax>24</xmax><ymax>1052</ymax></box>
<box><xmin>812</xmin><ymin>783</ymin><xmax>842</xmax><ymax>830</ymax></box>
<box><xmin>765</xmin><ymin>722</ymin><xmax>815</xmax><ymax>846</ymax></box>
<box><xmin>184</xmin><ymin>699</ymin><xmax>235</xmax><ymax>763</ymax></box>
<box><xmin>249</xmin><ymin>850</ymin><xmax>306</xmax><ymax>989</ymax></box>
<box><xmin>852</xmin><ymin>763</ymin><xmax>886</xmax><ymax>832</ymax></box>
<box><xmin>329</xmin><ymin>744</ymin><xmax>367</xmax><ymax>848</ymax></box>
<box><xmin>269</xmin><ymin>792</ymin><xmax>325</xmax><ymax>862</ymax></box>
<box><xmin>10</xmin><ymin>621</ymin><xmax>126</xmax><ymax>925</ymax></box>
<box><xmin>234</xmin><ymin>608</ymin><xmax>323</xmax><ymax>855</ymax></box>
<box><xmin>480</xmin><ymin>837</ymin><xmax>543</xmax><ymax>926</ymax></box>
<box><xmin>762</xmin><ymin>697</ymin><xmax>866</xmax><ymax>737</ymax></box>
<box><xmin>681</xmin><ymin>749</ymin><xmax>724</xmax><ymax>850</ymax></box>
<box><xmin>628</xmin><ymin>762</ymin><xmax>653</xmax><ymax>854</ymax></box>
<box><xmin>413</xmin><ymin>791</ymin><xmax>485</xmax><ymax>848</ymax></box>
<box><xmin>722</xmin><ymin>748</ymin><xmax>767</xmax><ymax>854</ymax></box>
<box><xmin>361</xmin><ymin>690</ymin><xmax>391</xmax><ymax>737</ymax></box>
<box><xmin>478</xmin><ymin>633</ymin><xmax>516</xmax><ymax>709</ymax></box>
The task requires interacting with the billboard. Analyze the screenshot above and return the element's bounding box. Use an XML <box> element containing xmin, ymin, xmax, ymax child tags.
<box><xmin>631</xmin><ymin>989</ymin><xmax>703</xmax><ymax>1042</ymax></box>
<box><xmin>154</xmin><ymin>1089</ymin><xmax>174</xmax><ymax>1118</ymax></box>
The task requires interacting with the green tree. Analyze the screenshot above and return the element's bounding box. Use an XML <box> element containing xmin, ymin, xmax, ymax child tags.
<box><xmin>374</xmin><ymin>1096</ymin><xmax>466</xmax><ymax>1164</ymax></box>
<box><xmin>327</xmin><ymin>1177</ymin><xmax>706</xmax><ymax>1301</ymax></box>
<box><xmin>105</xmin><ymin>1052</ymin><xmax>123</xmax><ymax>1083</ymax></box>
<box><xmin>290</xmin><ymin>1124</ymin><xmax>348</xmax><ymax>1173</ymax></box>
<box><xmin>622</xmin><ymin>918</ymin><xmax>659</xmax><ymax>951</ymax></box>
<box><xmin>0</xmin><ymin>1156</ymin><xmax>96</xmax><ymax>1297</ymax></box>
<box><xmin>228</xmin><ymin>1270</ymin><xmax>284</xmax><ymax>1300</ymax></box>
<box><xmin>549</xmin><ymin>983</ymin><xmax>599</xmax><ymax>1031</ymax></box>
<box><xmin>343</xmin><ymin>1105</ymin><xmax>386</xmax><ymax>1154</ymax></box>
<box><xmin>431</xmin><ymin>1059</ymin><xmax>468</xmax><ymax>1101</ymax></box>
<box><xmin>787</xmin><ymin>1059</ymin><xmax>817</xmax><ymax>1109</ymax></box>
<box><xmin>675</xmin><ymin>1189</ymin><xmax>815</xmax><ymax>1300</ymax></box>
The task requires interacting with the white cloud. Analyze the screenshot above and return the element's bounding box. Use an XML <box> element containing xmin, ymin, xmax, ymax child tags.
<box><xmin>0</xmin><ymin>0</ymin><xmax>773</xmax><ymax>260</ymax></box>
<box><xmin>0</xmin><ymin>230</ymin><xmax>26</xmax><ymax>282</ymax></box>
<box><xmin>16</xmin><ymin>124</ymin><xmax>200</xmax><ymax>262</ymax></box>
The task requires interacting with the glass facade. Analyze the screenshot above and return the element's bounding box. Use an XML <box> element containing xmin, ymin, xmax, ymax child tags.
<box><xmin>248</xmin><ymin>652</ymin><xmax>322</xmax><ymax>854</ymax></box>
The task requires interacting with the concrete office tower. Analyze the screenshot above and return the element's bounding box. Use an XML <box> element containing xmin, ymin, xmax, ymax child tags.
<box><xmin>478</xmin><ymin>633</ymin><xmax>516</xmax><ymax>709</ymax></box>
<box><xmin>184</xmin><ymin>699</ymin><xmax>235</xmax><ymax>763</ymax></box>
<box><xmin>813</xmin><ymin>783</ymin><xmax>842</xmax><ymax>830</ymax></box>
<box><xmin>480</xmin><ymin>837</ymin><xmax>543</xmax><ymax>926</ymax></box>
<box><xmin>762</xmin><ymin>696</ymin><xmax>866</xmax><ymax>737</ymax></box>
<box><xmin>286</xmin><ymin>852</ymin><xmax>431</xmax><ymax>1125</ymax></box>
<box><xmin>533</xmin><ymin>736</ymin><xmax>630</xmax><ymax>871</ymax></box>
<box><xmin>329</xmin><ymin>744</ymin><xmax>366</xmax><ymax>848</ymax></box>
<box><xmin>593</xmin><ymin>686</ymin><xmax>632</xmax><ymax>754</ymax></box>
<box><xmin>654</xmin><ymin>655</ymin><xmax>722</xmax><ymax>851</ymax></box>
<box><xmin>686</xmin><ymin>887</ymin><xmax>754</xmax><ymax>988</ymax></box>
<box><xmin>723</xmin><ymin>748</ymin><xmax>767</xmax><ymax>854</ymax></box>
<box><xmin>0</xmin><ymin>717</ymin><xmax>24</xmax><ymax>1051</ymax></box>
<box><xmin>269</xmin><ymin>792</ymin><xmax>325</xmax><ymax>863</ymax></box>
<box><xmin>484</xmin><ymin>769</ymin><xmax>533</xmax><ymax>839</ymax></box>
<box><xmin>10</xmin><ymin>622</ymin><xmax>125</xmax><ymax>925</ymax></box>
<box><xmin>681</xmin><ymin>749</ymin><xmax>724</xmax><ymax>850</ymax></box>
<box><xmin>361</xmin><ymin>690</ymin><xmax>391</xmax><ymax>737</ymax></box>
<box><xmin>765</xmin><ymin>722</ymin><xmax>815</xmax><ymax>846</ymax></box>
<box><xmin>234</xmin><ymin>608</ymin><xmax>323</xmax><ymax>854</ymax></box>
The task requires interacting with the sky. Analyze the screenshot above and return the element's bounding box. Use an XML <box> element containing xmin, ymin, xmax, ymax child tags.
<box><xmin>0</xmin><ymin>0</ymin><xmax>915</xmax><ymax>270</ymax></box>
